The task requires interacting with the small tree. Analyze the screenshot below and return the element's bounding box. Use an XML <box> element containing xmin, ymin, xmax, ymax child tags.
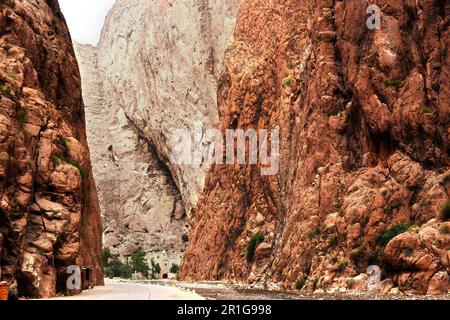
<box><xmin>105</xmin><ymin>257</ymin><xmax>132</xmax><ymax>279</ymax></box>
<box><xmin>246</xmin><ymin>232</ymin><xmax>265</xmax><ymax>262</ymax></box>
<box><xmin>101</xmin><ymin>248</ymin><xmax>111</xmax><ymax>270</ymax></box>
<box><xmin>149</xmin><ymin>258</ymin><xmax>161</xmax><ymax>279</ymax></box>
<box><xmin>131</xmin><ymin>250</ymin><xmax>149</xmax><ymax>278</ymax></box>
<box><xmin>170</xmin><ymin>264</ymin><xmax>179</xmax><ymax>274</ymax></box>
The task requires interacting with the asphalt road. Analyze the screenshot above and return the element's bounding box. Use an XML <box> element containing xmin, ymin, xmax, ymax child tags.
<box><xmin>50</xmin><ymin>279</ymin><xmax>204</xmax><ymax>300</ymax></box>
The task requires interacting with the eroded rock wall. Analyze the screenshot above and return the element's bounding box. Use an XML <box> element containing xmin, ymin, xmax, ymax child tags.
<box><xmin>0</xmin><ymin>0</ymin><xmax>103</xmax><ymax>297</ymax></box>
<box><xmin>75</xmin><ymin>43</ymin><xmax>187</xmax><ymax>257</ymax></box>
<box><xmin>181</xmin><ymin>0</ymin><xmax>450</xmax><ymax>295</ymax></box>
<box><xmin>96</xmin><ymin>0</ymin><xmax>239</xmax><ymax>214</ymax></box>
<box><xmin>75</xmin><ymin>0</ymin><xmax>239</xmax><ymax>258</ymax></box>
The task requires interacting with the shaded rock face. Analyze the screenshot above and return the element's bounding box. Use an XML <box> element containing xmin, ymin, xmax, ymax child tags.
<box><xmin>0</xmin><ymin>0</ymin><xmax>103</xmax><ymax>297</ymax></box>
<box><xmin>181</xmin><ymin>0</ymin><xmax>450</xmax><ymax>295</ymax></box>
<box><xmin>74</xmin><ymin>0</ymin><xmax>238</xmax><ymax>258</ymax></box>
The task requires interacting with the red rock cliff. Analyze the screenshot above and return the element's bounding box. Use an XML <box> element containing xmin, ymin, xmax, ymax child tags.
<box><xmin>0</xmin><ymin>0</ymin><xmax>103</xmax><ymax>297</ymax></box>
<box><xmin>182</xmin><ymin>0</ymin><xmax>450</xmax><ymax>295</ymax></box>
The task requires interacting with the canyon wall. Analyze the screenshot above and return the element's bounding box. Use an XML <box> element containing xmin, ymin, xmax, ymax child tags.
<box><xmin>0</xmin><ymin>0</ymin><xmax>103</xmax><ymax>297</ymax></box>
<box><xmin>75</xmin><ymin>0</ymin><xmax>239</xmax><ymax>259</ymax></box>
<box><xmin>181</xmin><ymin>0</ymin><xmax>450</xmax><ymax>295</ymax></box>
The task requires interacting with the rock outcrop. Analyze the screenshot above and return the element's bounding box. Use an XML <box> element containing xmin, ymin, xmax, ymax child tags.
<box><xmin>181</xmin><ymin>0</ymin><xmax>450</xmax><ymax>295</ymax></box>
<box><xmin>75</xmin><ymin>43</ymin><xmax>187</xmax><ymax>257</ymax></box>
<box><xmin>75</xmin><ymin>0</ymin><xmax>239</xmax><ymax>258</ymax></box>
<box><xmin>0</xmin><ymin>0</ymin><xmax>103</xmax><ymax>297</ymax></box>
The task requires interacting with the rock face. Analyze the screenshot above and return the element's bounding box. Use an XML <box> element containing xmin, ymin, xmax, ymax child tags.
<box><xmin>0</xmin><ymin>0</ymin><xmax>103</xmax><ymax>297</ymax></box>
<box><xmin>75</xmin><ymin>43</ymin><xmax>187</xmax><ymax>256</ymax></box>
<box><xmin>75</xmin><ymin>0</ymin><xmax>238</xmax><ymax>259</ymax></box>
<box><xmin>181</xmin><ymin>0</ymin><xmax>450</xmax><ymax>295</ymax></box>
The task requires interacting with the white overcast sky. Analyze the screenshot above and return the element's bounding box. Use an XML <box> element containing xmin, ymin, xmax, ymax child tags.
<box><xmin>59</xmin><ymin>0</ymin><xmax>116</xmax><ymax>45</ymax></box>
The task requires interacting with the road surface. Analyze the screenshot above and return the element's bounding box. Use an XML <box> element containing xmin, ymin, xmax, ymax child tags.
<box><xmin>50</xmin><ymin>279</ymin><xmax>204</xmax><ymax>300</ymax></box>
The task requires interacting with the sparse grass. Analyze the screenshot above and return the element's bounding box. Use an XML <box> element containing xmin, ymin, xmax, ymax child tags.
<box><xmin>350</xmin><ymin>246</ymin><xmax>364</xmax><ymax>261</ymax></box>
<box><xmin>326</xmin><ymin>106</ymin><xmax>345</xmax><ymax>117</ymax></box>
<box><xmin>439</xmin><ymin>224</ymin><xmax>450</xmax><ymax>234</ymax></box>
<box><xmin>53</xmin><ymin>153</ymin><xmax>88</xmax><ymax>180</ymax></box>
<box><xmin>440</xmin><ymin>200</ymin><xmax>450</xmax><ymax>221</ymax></box>
<box><xmin>283</xmin><ymin>74</ymin><xmax>293</xmax><ymax>87</ymax></box>
<box><xmin>0</xmin><ymin>85</ymin><xmax>11</xmax><ymax>96</ymax></box>
<box><xmin>421</xmin><ymin>107</ymin><xmax>433</xmax><ymax>114</ymax></box>
<box><xmin>295</xmin><ymin>278</ymin><xmax>306</xmax><ymax>290</ymax></box>
<box><xmin>60</xmin><ymin>137</ymin><xmax>71</xmax><ymax>152</ymax></box>
<box><xmin>246</xmin><ymin>232</ymin><xmax>265</xmax><ymax>262</ymax></box>
<box><xmin>328</xmin><ymin>234</ymin><xmax>338</xmax><ymax>246</ymax></box>
<box><xmin>308</xmin><ymin>227</ymin><xmax>320</xmax><ymax>240</ymax></box>
<box><xmin>8</xmin><ymin>72</ymin><xmax>18</xmax><ymax>79</ymax></box>
<box><xmin>312</xmin><ymin>276</ymin><xmax>319</xmax><ymax>291</ymax></box>
<box><xmin>346</xmin><ymin>279</ymin><xmax>356</xmax><ymax>289</ymax></box>
<box><xmin>378</xmin><ymin>224</ymin><xmax>409</xmax><ymax>247</ymax></box>
<box><xmin>337</xmin><ymin>259</ymin><xmax>348</xmax><ymax>272</ymax></box>
<box><xmin>51</xmin><ymin>155</ymin><xmax>62</xmax><ymax>166</ymax></box>
<box><xmin>384</xmin><ymin>79</ymin><xmax>401</xmax><ymax>87</ymax></box>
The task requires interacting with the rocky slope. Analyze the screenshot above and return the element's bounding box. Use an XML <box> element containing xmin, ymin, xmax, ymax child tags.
<box><xmin>75</xmin><ymin>0</ymin><xmax>239</xmax><ymax>259</ymax></box>
<box><xmin>0</xmin><ymin>0</ymin><xmax>103</xmax><ymax>297</ymax></box>
<box><xmin>181</xmin><ymin>0</ymin><xmax>450</xmax><ymax>295</ymax></box>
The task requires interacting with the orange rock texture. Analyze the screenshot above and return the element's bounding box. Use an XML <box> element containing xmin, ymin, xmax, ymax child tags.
<box><xmin>0</xmin><ymin>0</ymin><xmax>102</xmax><ymax>297</ymax></box>
<box><xmin>181</xmin><ymin>0</ymin><xmax>450</xmax><ymax>294</ymax></box>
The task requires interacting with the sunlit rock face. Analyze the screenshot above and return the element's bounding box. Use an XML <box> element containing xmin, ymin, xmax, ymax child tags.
<box><xmin>75</xmin><ymin>0</ymin><xmax>239</xmax><ymax>259</ymax></box>
<box><xmin>0</xmin><ymin>0</ymin><xmax>103</xmax><ymax>298</ymax></box>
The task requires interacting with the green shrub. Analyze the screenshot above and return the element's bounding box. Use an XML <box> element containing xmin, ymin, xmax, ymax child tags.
<box><xmin>0</xmin><ymin>85</ymin><xmax>11</xmax><ymax>96</ymax></box>
<box><xmin>439</xmin><ymin>224</ymin><xmax>450</xmax><ymax>234</ymax></box>
<box><xmin>131</xmin><ymin>250</ymin><xmax>149</xmax><ymax>278</ymax></box>
<box><xmin>312</xmin><ymin>276</ymin><xmax>319</xmax><ymax>291</ymax></box>
<box><xmin>295</xmin><ymin>278</ymin><xmax>306</xmax><ymax>290</ymax></box>
<box><xmin>51</xmin><ymin>155</ymin><xmax>62</xmax><ymax>166</ymax></box>
<box><xmin>246</xmin><ymin>232</ymin><xmax>265</xmax><ymax>262</ymax></box>
<box><xmin>54</xmin><ymin>153</ymin><xmax>88</xmax><ymax>180</ymax></box>
<box><xmin>182</xmin><ymin>233</ymin><xmax>189</xmax><ymax>242</ymax></box>
<box><xmin>104</xmin><ymin>257</ymin><xmax>132</xmax><ymax>279</ymax></box>
<box><xmin>101</xmin><ymin>248</ymin><xmax>111</xmax><ymax>269</ymax></box>
<box><xmin>337</xmin><ymin>259</ymin><xmax>348</xmax><ymax>272</ymax></box>
<box><xmin>384</xmin><ymin>79</ymin><xmax>401</xmax><ymax>87</ymax></box>
<box><xmin>308</xmin><ymin>227</ymin><xmax>320</xmax><ymax>240</ymax></box>
<box><xmin>440</xmin><ymin>200</ymin><xmax>450</xmax><ymax>221</ymax></box>
<box><xmin>421</xmin><ymin>107</ymin><xmax>432</xmax><ymax>114</ymax></box>
<box><xmin>60</xmin><ymin>137</ymin><xmax>71</xmax><ymax>152</ymax></box>
<box><xmin>328</xmin><ymin>234</ymin><xmax>338</xmax><ymax>246</ymax></box>
<box><xmin>283</xmin><ymin>74</ymin><xmax>293</xmax><ymax>87</ymax></box>
<box><xmin>378</xmin><ymin>224</ymin><xmax>408</xmax><ymax>247</ymax></box>
<box><xmin>170</xmin><ymin>263</ymin><xmax>179</xmax><ymax>274</ymax></box>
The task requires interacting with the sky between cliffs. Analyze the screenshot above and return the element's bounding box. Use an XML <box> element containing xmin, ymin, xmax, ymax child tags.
<box><xmin>59</xmin><ymin>0</ymin><xmax>116</xmax><ymax>45</ymax></box>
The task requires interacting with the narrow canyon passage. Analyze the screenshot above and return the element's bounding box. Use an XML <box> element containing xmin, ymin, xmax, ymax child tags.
<box><xmin>0</xmin><ymin>0</ymin><xmax>449</xmax><ymax>300</ymax></box>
